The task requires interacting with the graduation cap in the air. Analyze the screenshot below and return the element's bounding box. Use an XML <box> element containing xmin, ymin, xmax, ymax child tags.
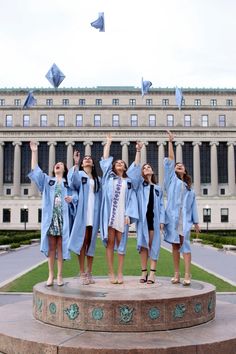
<box><xmin>45</xmin><ymin>63</ymin><xmax>65</xmax><ymax>88</ymax></box>
<box><xmin>141</xmin><ymin>78</ymin><xmax>152</xmax><ymax>97</ymax></box>
<box><xmin>91</xmin><ymin>12</ymin><xmax>105</xmax><ymax>32</ymax></box>
<box><xmin>175</xmin><ymin>86</ymin><xmax>183</xmax><ymax>110</ymax></box>
<box><xmin>23</xmin><ymin>90</ymin><xmax>36</xmax><ymax>109</ymax></box>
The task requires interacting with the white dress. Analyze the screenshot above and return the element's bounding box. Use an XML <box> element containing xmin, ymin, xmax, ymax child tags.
<box><xmin>177</xmin><ymin>181</ymin><xmax>184</xmax><ymax>236</ymax></box>
<box><xmin>109</xmin><ymin>178</ymin><xmax>127</xmax><ymax>233</ymax></box>
<box><xmin>86</xmin><ymin>179</ymin><xmax>95</xmax><ymax>226</ymax></box>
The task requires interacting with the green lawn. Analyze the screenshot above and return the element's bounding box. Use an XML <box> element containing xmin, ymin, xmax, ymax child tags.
<box><xmin>1</xmin><ymin>238</ymin><xmax>236</xmax><ymax>292</ymax></box>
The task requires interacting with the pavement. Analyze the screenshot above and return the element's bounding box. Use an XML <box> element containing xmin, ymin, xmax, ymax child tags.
<box><xmin>0</xmin><ymin>240</ymin><xmax>236</xmax><ymax>306</ymax></box>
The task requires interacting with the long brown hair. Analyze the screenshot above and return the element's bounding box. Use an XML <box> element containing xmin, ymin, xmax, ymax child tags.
<box><xmin>175</xmin><ymin>162</ymin><xmax>192</xmax><ymax>190</ymax></box>
<box><xmin>142</xmin><ymin>163</ymin><xmax>157</xmax><ymax>184</ymax></box>
<box><xmin>112</xmin><ymin>159</ymin><xmax>128</xmax><ymax>178</ymax></box>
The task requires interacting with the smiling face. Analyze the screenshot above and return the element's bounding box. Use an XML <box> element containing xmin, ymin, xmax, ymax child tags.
<box><xmin>54</xmin><ymin>162</ymin><xmax>65</xmax><ymax>176</ymax></box>
<box><xmin>81</xmin><ymin>155</ymin><xmax>94</xmax><ymax>168</ymax></box>
<box><xmin>175</xmin><ymin>162</ymin><xmax>186</xmax><ymax>176</ymax></box>
<box><xmin>112</xmin><ymin>159</ymin><xmax>127</xmax><ymax>176</ymax></box>
<box><xmin>142</xmin><ymin>164</ymin><xmax>153</xmax><ymax>177</ymax></box>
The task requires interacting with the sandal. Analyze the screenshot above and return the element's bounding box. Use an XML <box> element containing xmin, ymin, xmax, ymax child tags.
<box><xmin>171</xmin><ymin>272</ymin><xmax>180</xmax><ymax>284</ymax></box>
<box><xmin>109</xmin><ymin>274</ymin><xmax>118</xmax><ymax>284</ymax></box>
<box><xmin>80</xmin><ymin>272</ymin><xmax>90</xmax><ymax>285</ymax></box>
<box><xmin>139</xmin><ymin>269</ymin><xmax>148</xmax><ymax>283</ymax></box>
<box><xmin>183</xmin><ymin>273</ymin><xmax>191</xmax><ymax>286</ymax></box>
<box><xmin>87</xmin><ymin>272</ymin><xmax>95</xmax><ymax>284</ymax></box>
<box><xmin>147</xmin><ymin>269</ymin><xmax>156</xmax><ymax>284</ymax></box>
<box><xmin>117</xmin><ymin>274</ymin><xmax>124</xmax><ymax>284</ymax></box>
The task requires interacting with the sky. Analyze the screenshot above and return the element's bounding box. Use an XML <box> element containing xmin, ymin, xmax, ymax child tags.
<box><xmin>0</xmin><ymin>0</ymin><xmax>236</xmax><ymax>89</ymax></box>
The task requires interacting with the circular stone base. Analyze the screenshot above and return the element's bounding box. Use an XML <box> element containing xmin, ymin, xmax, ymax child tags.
<box><xmin>33</xmin><ymin>276</ymin><xmax>215</xmax><ymax>332</ymax></box>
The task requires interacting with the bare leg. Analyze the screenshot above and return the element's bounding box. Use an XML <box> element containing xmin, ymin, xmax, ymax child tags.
<box><xmin>106</xmin><ymin>227</ymin><xmax>116</xmax><ymax>283</ymax></box>
<box><xmin>116</xmin><ymin>231</ymin><xmax>124</xmax><ymax>284</ymax></box>
<box><xmin>47</xmin><ymin>236</ymin><xmax>56</xmax><ymax>286</ymax></box>
<box><xmin>140</xmin><ymin>247</ymin><xmax>148</xmax><ymax>282</ymax></box>
<box><xmin>171</xmin><ymin>243</ymin><xmax>181</xmax><ymax>283</ymax></box>
<box><xmin>56</xmin><ymin>236</ymin><xmax>64</xmax><ymax>286</ymax></box>
<box><xmin>147</xmin><ymin>231</ymin><xmax>156</xmax><ymax>283</ymax></box>
<box><xmin>183</xmin><ymin>252</ymin><xmax>191</xmax><ymax>285</ymax></box>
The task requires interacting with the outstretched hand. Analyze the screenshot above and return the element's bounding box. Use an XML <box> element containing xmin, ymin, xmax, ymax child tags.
<box><xmin>136</xmin><ymin>141</ymin><xmax>143</xmax><ymax>151</ymax></box>
<box><xmin>167</xmin><ymin>130</ymin><xmax>174</xmax><ymax>142</ymax></box>
<box><xmin>30</xmin><ymin>141</ymin><xmax>37</xmax><ymax>152</ymax></box>
<box><xmin>73</xmin><ymin>150</ymin><xmax>80</xmax><ymax>165</ymax></box>
<box><xmin>106</xmin><ymin>133</ymin><xmax>112</xmax><ymax>145</ymax></box>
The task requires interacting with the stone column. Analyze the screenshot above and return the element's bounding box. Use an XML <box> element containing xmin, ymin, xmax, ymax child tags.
<box><xmin>83</xmin><ymin>141</ymin><xmax>93</xmax><ymax>156</ymax></box>
<box><xmin>192</xmin><ymin>141</ymin><xmax>201</xmax><ymax>196</ymax></box>
<box><xmin>227</xmin><ymin>142</ymin><xmax>236</xmax><ymax>195</ymax></box>
<box><xmin>13</xmin><ymin>141</ymin><xmax>22</xmax><ymax>196</ymax></box>
<box><xmin>48</xmin><ymin>141</ymin><xmax>57</xmax><ymax>176</ymax></box>
<box><xmin>0</xmin><ymin>142</ymin><xmax>4</xmax><ymax>196</ymax></box>
<box><xmin>141</xmin><ymin>142</ymin><xmax>148</xmax><ymax>166</ymax></box>
<box><xmin>210</xmin><ymin>141</ymin><xmax>219</xmax><ymax>196</ymax></box>
<box><xmin>120</xmin><ymin>141</ymin><xmax>130</xmax><ymax>165</ymax></box>
<box><xmin>31</xmin><ymin>142</ymin><xmax>39</xmax><ymax>197</ymax></box>
<box><xmin>157</xmin><ymin>142</ymin><xmax>166</xmax><ymax>187</ymax></box>
<box><xmin>66</xmin><ymin>141</ymin><xmax>75</xmax><ymax>169</ymax></box>
<box><xmin>175</xmin><ymin>142</ymin><xmax>184</xmax><ymax>163</ymax></box>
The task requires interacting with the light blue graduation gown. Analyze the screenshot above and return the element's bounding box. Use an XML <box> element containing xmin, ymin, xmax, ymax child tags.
<box><xmin>136</xmin><ymin>178</ymin><xmax>165</xmax><ymax>261</ymax></box>
<box><xmin>163</xmin><ymin>158</ymin><xmax>199</xmax><ymax>253</ymax></box>
<box><xmin>28</xmin><ymin>165</ymin><xmax>75</xmax><ymax>260</ymax></box>
<box><xmin>100</xmin><ymin>157</ymin><xmax>140</xmax><ymax>254</ymax></box>
<box><xmin>67</xmin><ymin>168</ymin><xmax>102</xmax><ymax>256</ymax></box>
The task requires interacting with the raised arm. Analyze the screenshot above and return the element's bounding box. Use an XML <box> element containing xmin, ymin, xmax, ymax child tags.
<box><xmin>167</xmin><ymin>130</ymin><xmax>175</xmax><ymax>160</ymax></box>
<box><xmin>103</xmin><ymin>133</ymin><xmax>112</xmax><ymax>159</ymax></box>
<box><xmin>73</xmin><ymin>150</ymin><xmax>80</xmax><ymax>171</ymax></box>
<box><xmin>134</xmin><ymin>141</ymin><xmax>143</xmax><ymax>165</ymax></box>
<box><xmin>30</xmin><ymin>141</ymin><xmax>38</xmax><ymax>169</ymax></box>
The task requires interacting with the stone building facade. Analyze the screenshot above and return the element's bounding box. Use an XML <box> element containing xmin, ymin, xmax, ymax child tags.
<box><xmin>0</xmin><ymin>87</ymin><xmax>235</xmax><ymax>230</ymax></box>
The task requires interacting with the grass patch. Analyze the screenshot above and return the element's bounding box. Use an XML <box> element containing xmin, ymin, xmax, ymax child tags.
<box><xmin>1</xmin><ymin>238</ymin><xmax>236</xmax><ymax>292</ymax></box>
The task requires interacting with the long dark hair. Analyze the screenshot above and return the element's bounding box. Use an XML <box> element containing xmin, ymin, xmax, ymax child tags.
<box><xmin>175</xmin><ymin>162</ymin><xmax>192</xmax><ymax>190</ymax></box>
<box><xmin>52</xmin><ymin>162</ymin><xmax>68</xmax><ymax>183</ymax></box>
<box><xmin>142</xmin><ymin>163</ymin><xmax>157</xmax><ymax>184</ymax></box>
<box><xmin>112</xmin><ymin>159</ymin><xmax>128</xmax><ymax>178</ymax></box>
<box><xmin>79</xmin><ymin>155</ymin><xmax>100</xmax><ymax>192</ymax></box>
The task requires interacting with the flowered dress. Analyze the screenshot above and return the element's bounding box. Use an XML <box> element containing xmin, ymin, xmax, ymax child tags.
<box><xmin>48</xmin><ymin>183</ymin><xmax>63</xmax><ymax>236</ymax></box>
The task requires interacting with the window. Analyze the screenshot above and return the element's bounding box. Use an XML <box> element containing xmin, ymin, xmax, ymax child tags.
<box><xmin>210</xmin><ymin>99</ymin><xmax>217</xmax><ymax>106</ymax></box>
<box><xmin>46</xmin><ymin>99</ymin><xmax>53</xmax><ymax>106</ymax></box>
<box><xmin>112</xmin><ymin>99</ymin><xmax>119</xmax><ymax>106</ymax></box>
<box><xmin>217</xmin><ymin>142</ymin><xmax>228</xmax><ymax>183</ymax></box>
<box><xmin>6</xmin><ymin>188</ymin><xmax>11</xmax><ymax>195</ymax></box>
<box><xmin>200</xmin><ymin>142</ymin><xmax>211</xmax><ymax>183</ymax></box>
<box><xmin>184</xmin><ymin>115</ymin><xmax>191</xmax><ymax>127</ymax></box>
<box><xmin>38</xmin><ymin>208</ymin><xmax>42</xmax><ymax>223</ymax></box>
<box><xmin>14</xmin><ymin>99</ymin><xmax>21</xmax><ymax>106</ymax></box>
<box><xmin>203</xmin><ymin>208</ymin><xmax>211</xmax><ymax>223</ymax></box>
<box><xmin>129</xmin><ymin>99</ymin><xmax>136</xmax><ymax>106</ymax></box>
<box><xmin>130</xmin><ymin>114</ymin><xmax>138</xmax><ymax>127</ymax></box>
<box><xmin>226</xmin><ymin>99</ymin><xmax>233</xmax><ymax>106</ymax></box>
<box><xmin>62</xmin><ymin>99</ymin><xmax>69</xmax><ymax>106</ymax></box>
<box><xmin>194</xmin><ymin>99</ymin><xmax>201</xmax><ymax>106</ymax></box>
<box><xmin>23</xmin><ymin>115</ymin><xmax>30</xmax><ymax>127</ymax></box>
<box><xmin>76</xmin><ymin>114</ymin><xmax>83</xmax><ymax>127</ymax></box>
<box><xmin>79</xmin><ymin>99</ymin><xmax>86</xmax><ymax>106</ymax></box>
<box><xmin>96</xmin><ymin>99</ymin><xmax>102</xmax><ymax>106</ymax></box>
<box><xmin>0</xmin><ymin>99</ymin><xmax>5</xmax><ymax>106</ymax></box>
<box><xmin>58</xmin><ymin>114</ymin><xmax>65</xmax><ymax>127</ymax></box>
<box><xmin>20</xmin><ymin>208</ymin><xmax>28</xmax><ymax>223</ymax></box>
<box><xmin>181</xmin><ymin>99</ymin><xmax>185</xmax><ymax>106</ymax></box>
<box><xmin>40</xmin><ymin>115</ymin><xmax>47</xmax><ymax>127</ymax></box>
<box><xmin>112</xmin><ymin>115</ymin><xmax>119</xmax><ymax>127</ymax></box>
<box><xmin>221</xmin><ymin>208</ymin><xmax>229</xmax><ymax>222</ymax></box>
<box><xmin>162</xmin><ymin>99</ymin><xmax>169</xmax><ymax>106</ymax></box>
<box><xmin>23</xmin><ymin>188</ymin><xmax>29</xmax><ymax>195</ymax></box>
<box><xmin>146</xmin><ymin>99</ymin><xmax>152</xmax><ymax>106</ymax></box>
<box><xmin>220</xmin><ymin>188</ymin><xmax>225</xmax><ymax>195</ymax></box>
<box><xmin>203</xmin><ymin>188</ymin><xmax>208</xmax><ymax>195</ymax></box>
<box><xmin>149</xmin><ymin>115</ymin><xmax>156</xmax><ymax>127</ymax></box>
<box><xmin>4</xmin><ymin>142</ymin><xmax>14</xmax><ymax>183</ymax></box>
<box><xmin>201</xmin><ymin>115</ymin><xmax>208</xmax><ymax>127</ymax></box>
<box><xmin>219</xmin><ymin>115</ymin><xmax>226</xmax><ymax>127</ymax></box>
<box><xmin>94</xmin><ymin>114</ymin><xmax>101</xmax><ymax>127</ymax></box>
<box><xmin>3</xmin><ymin>208</ymin><xmax>11</xmax><ymax>222</ymax></box>
<box><xmin>5</xmin><ymin>115</ymin><xmax>13</xmax><ymax>127</ymax></box>
<box><xmin>21</xmin><ymin>142</ymin><xmax>31</xmax><ymax>183</ymax></box>
<box><xmin>167</xmin><ymin>114</ymin><xmax>174</xmax><ymax>127</ymax></box>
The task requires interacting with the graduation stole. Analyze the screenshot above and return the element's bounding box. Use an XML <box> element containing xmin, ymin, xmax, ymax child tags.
<box><xmin>109</xmin><ymin>177</ymin><xmax>122</xmax><ymax>228</ymax></box>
